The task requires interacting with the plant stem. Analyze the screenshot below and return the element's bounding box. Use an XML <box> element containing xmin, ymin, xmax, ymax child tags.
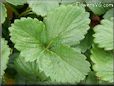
<box><xmin>5</xmin><ymin>2</ymin><xmax>19</xmax><ymax>16</ymax></box>
<box><xmin>18</xmin><ymin>8</ymin><xmax>32</xmax><ymax>17</ymax></box>
<box><xmin>46</xmin><ymin>40</ymin><xmax>53</xmax><ymax>49</ymax></box>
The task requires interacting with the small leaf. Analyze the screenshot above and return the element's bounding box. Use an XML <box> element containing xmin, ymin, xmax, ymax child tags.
<box><xmin>37</xmin><ymin>45</ymin><xmax>90</xmax><ymax>83</ymax></box>
<box><xmin>27</xmin><ymin>0</ymin><xmax>59</xmax><ymax>16</ymax></box>
<box><xmin>93</xmin><ymin>19</ymin><xmax>113</xmax><ymax>50</ymax></box>
<box><xmin>103</xmin><ymin>8</ymin><xmax>113</xmax><ymax>20</ymax></box>
<box><xmin>0</xmin><ymin>38</ymin><xmax>10</xmax><ymax>82</ymax></box>
<box><xmin>0</xmin><ymin>2</ymin><xmax>7</xmax><ymax>24</ymax></box>
<box><xmin>91</xmin><ymin>45</ymin><xmax>113</xmax><ymax>82</ymax></box>
<box><xmin>6</xmin><ymin>0</ymin><xmax>27</xmax><ymax>6</ymax></box>
<box><xmin>45</xmin><ymin>5</ymin><xmax>90</xmax><ymax>46</ymax></box>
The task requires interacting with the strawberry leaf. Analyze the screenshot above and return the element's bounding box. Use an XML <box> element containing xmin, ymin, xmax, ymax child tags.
<box><xmin>86</xmin><ymin>1</ymin><xmax>111</xmax><ymax>15</ymax></box>
<box><xmin>9</xmin><ymin>5</ymin><xmax>91</xmax><ymax>83</ymax></box>
<box><xmin>103</xmin><ymin>8</ymin><xmax>113</xmax><ymax>20</ymax></box>
<box><xmin>9</xmin><ymin>5</ymin><xmax>90</xmax><ymax>61</ymax></box>
<box><xmin>0</xmin><ymin>38</ymin><xmax>10</xmax><ymax>82</ymax></box>
<box><xmin>75</xmin><ymin>29</ymin><xmax>93</xmax><ymax>53</ymax></box>
<box><xmin>9</xmin><ymin>17</ymin><xmax>45</xmax><ymax>61</ymax></box>
<box><xmin>37</xmin><ymin>45</ymin><xmax>90</xmax><ymax>83</ymax></box>
<box><xmin>27</xmin><ymin>0</ymin><xmax>59</xmax><ymax>16</ymax></box>
<box><xmin>14</xmin><ymin>54</ymin><xmax>48</xmax><ymax>82</ymax></box>
<box><xmin>0</xmin><ymin>3</ymin><xmax>7</xmax><ymax>24</ymax></box>
<box><xmin>93</xmin><ymin>19</ymin><xmax>113</xmax><ymax>50</ymax></box>
<box><xmin>45</xmin><ymin>5</ymin><xmax>90</xmax><ymax>46</ymax></box>
<box><xmin>91</xmin><ymin>45</ymin><xmax>113</xmax><ymax>82</ymax></box>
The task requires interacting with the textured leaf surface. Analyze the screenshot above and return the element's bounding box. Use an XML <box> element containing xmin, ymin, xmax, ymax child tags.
<box><xmin>14</xmin><ymin>54</ymin><xmax>48</xmax><ymax>82</ymax></box>
<box><xmin>9</xmin><ymin>17</ymin><xmax>45</xmax><ymax>61</ymax></box>
<box><xmin>91</xmin><ymin>45</ymin><xmax>113</xmax><ymax>82</ymax></box>
<box><xmin>9</xmin><ymin>6</ymin><xmax>90</xmax><ymax>83</ymax></box>
<box><xmin>9</xmin><ymin>5</ymin><xmax>90</xmax><ymax>61</ymax></box>
<box><xmin>6</xmin><ymin>0</ymin><xmax>27</xmax><ymax>5</ymax></box>
<box><xmin>103</xmin><ymin>8</ymin><xmax>113</xmax><ymax>20</ymax></box>
<box><xmin>93</xmin><ymin>19</ymin><xmax>113</xmax><ymax>50</ymax></box>
<box><xmin>28</xmin><ymin>0</ymin><xmax>59</xmax><ymax>16</ymax></box>
<box><xmin>0</xmin><ymin>3</ymin><xmax>7</xmax><ymax>24</ymax></box>
<box><xmin>37</xmin><ymin>45</ymin><xmax>90</xmax><ymax>83</ymax></box>
<box><xmin>45</xmin><ymin>5</ymin><xmax>90</xmax><ymax>46</ymax></box>
<box><xmin>0</xmin><ymin>38</ymin><xmax>10</xmax><ymax>82</ymax></box>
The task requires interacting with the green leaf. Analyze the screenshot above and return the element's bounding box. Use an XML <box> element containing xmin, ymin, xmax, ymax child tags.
<box><xmin>14</xmin><ymin>54</ymin><xmax>48</xmax><ymax>82</ymax></box>
<box><xmin>27</xmin><ymin>0</ymin><xmax>59</xmax><ymax>16</ymax></box>
<box><xmin>85</xmin><ymin>71</ymin><xmax>98</xmax><ymax>84</ymax></box>
<box><xmin>0</xmin><ymin>2</ymin><xmax>7</xmax><ymax>24</ymax></box>
<box><xmin>0</xmin><ymin>38</ymin><xmax>10</xmax><ymax>82</ymax></box>
<box><xmin>14</xmin><ymin>73</ymin><xmax>49</xmax><ymax>85</ymax></box>
<box><xmin>45</xmin><ymin>5</ymin><xmax>90</xmax><ymax>46</ymax></box>
<box><xmin>9</xmin><ymin>17</ymin><xmax>45</xmax><ymax>61</ymax></box>
<box><xmin>37</xmin><ymin>45</ymin><xmax>90</xmax><ymax>83</ymax></box>
<box><xmin>9</xmin><ymin>5</ymin><xmax>90</xmax><ymax>61</ymax></box>
<box><xmin>6</xmin><ymin>0</ymin><xmax>27</xmax><ymax>6</ymax></box>
<box><xmin>86</xmin><ymin>2</ymin><xmax>111</xmax><ymax>15</ymax></box>
<box><xmin>9</xmin><ymin>6</ymin><xmax>90</xmax><ymax>83</ymax></box>
<box><xmin>10</xmin><ymin>39</ymin><xmax>91</xmax><ymax>83</ymax></box>
<box><xmin>91</xmin><ymin>45</ymin><xmax>113</xmax><ymax>82</ymax></box>
<box><xmin>103</xmin><ymin>8</ymin><xmax>113</xmax><ymax>20</ymax></box>
<box><xmin>93</xmin><ymin>19</ymin><xmax>113</xmax><ymax>50</ymax></box>
<box><xmin>75</xmin><ymin>29</ymin><xmax>93</xmax><ymax>53</ymax></box>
